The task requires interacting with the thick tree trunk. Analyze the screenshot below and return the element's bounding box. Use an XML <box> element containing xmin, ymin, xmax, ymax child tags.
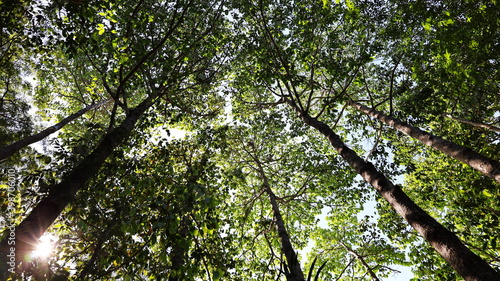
<box><xmin>444</xmin><ymin>114</ymin><xmax>500</xmax><ymax>133</ymax></box>
<box><xmin>0</xmin><ymin>94</ymin><xmax>157</xmax><ymax>279</ymax></box>
<box><xmin>349</xmin><ymin>101</ymin><xmax>500</xmax><ymax>183</ymax></box>
<box><xmin>253</xmin><ymin>158</ymin><xmax>305</xmax><ymax>281</ymax></box>
<box><xmin>287</xmin><ymin>99</ymin><xmax>500</xmax><ymax>281</ymax></box>
<box><xmin>0</xmin><ymin>99</ymin><xmax>111</xmax><ymax>161</ymax></box>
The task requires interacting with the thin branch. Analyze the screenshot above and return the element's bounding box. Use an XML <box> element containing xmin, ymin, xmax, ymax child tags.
<box><xmin>340</xmin><ymin>241</ymin><xmax>380</xmax><ymax>281</ymax></box>
<box><xmin>388</xmin><ymin>55</ymin><xmax>403</xmax><ymax>116</ymax></box>
<box><xmin>444</xmin><ymin>114</ymin><xmax>500</xmax><ymax>133</ymax></box>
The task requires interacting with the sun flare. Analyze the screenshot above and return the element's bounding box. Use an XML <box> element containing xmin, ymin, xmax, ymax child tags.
<box><xmin>32</xmin><ymin>234</ymin><xmax>57</xmax><ymax>259</ymax></box>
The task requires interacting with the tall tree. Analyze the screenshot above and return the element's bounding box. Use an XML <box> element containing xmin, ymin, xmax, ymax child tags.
<box><xmin>229</xmin><ymin>0</ymin><xmax>500</xmax><ymax>279</ymax></box>
<box><xmin>1</xmin><ymin>0</ymin><xmax>229</xmax><ymax>278</ymax></box>
<box><xmin>286</xmin><ymin>97</ymin><xmax>499</xmax><ymax>281</ymax></box>
<box><xmin>0</xmin><ymin>91</ymin><xmax>158</xmax><ymax>277</ymax></box>
<box><xmin>246</xmin><ymin>140</ymin><xmax>305</xmax><ymax>281</ymax></box>
<box><xmin>2</xmin><ymin>0</ymin><xmax>499</xmax><ymax>280</ymax></box>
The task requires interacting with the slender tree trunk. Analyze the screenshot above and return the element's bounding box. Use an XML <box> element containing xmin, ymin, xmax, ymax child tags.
<box><xmin>286</xmin><ymin>99</ymin><xmax>500</xmax><ymax>281</ymax></box>
<box><xmin>253</xmin><ymin>156</ymin><xmax>305</xmax><ymax>281</ymax></box>
<box><xmin>444</xmin><ymin>114</ymin><xmax>500</xmax><ymax>133</ymax></box>
<box><xmin>0</xmin><ymin>94</ymin><xmax>157</xmax><ymax>278</ymax></box>
<box><xmin>348</xmin><ymin>101</ymin><xmax>500</xmax><ymax>184</ymax></box>
<box><xmin>0</xmin><ymin>99</ymin><xmax>111</xmax><ymax>161</ymax></box>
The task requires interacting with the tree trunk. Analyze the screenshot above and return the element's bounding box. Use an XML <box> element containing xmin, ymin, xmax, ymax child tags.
<box><xmin>0</xmin><ymin>94</ymin><xmax>157</xmax><ymax>278</ymax></box>
<box><xmin>349</xmin><ymin>101</ymin><xmax>500</xmax><ymax>184</ymax></box>
<box><xmin>287</xmin><ymin>99</ymin><xmax>500</xmax><ymax>281</ymax></box>
<box><xmin>0</xmin><ymin>99</ymin><xmax>111</xmax><ymax>161</ymax></box>
<box><xmin>254</xmin><ymin>157</ymin><xmax>305</xmax><ymax>281</ymax></box>
<box><xmin>443</xmin><ymin>114</ymin><xmax>500</xmax><ymax>133</ymax></box>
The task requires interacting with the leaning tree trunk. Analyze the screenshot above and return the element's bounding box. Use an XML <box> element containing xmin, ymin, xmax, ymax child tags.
<box><xmin>0</xmin><ymin>99</ymin><xmax>111</xmax><ymax>161</ymax></box>
<box><xmin>348</xmin><ymin>101</ymin><xmax>500</xmax><ymax>183</ymax></box>
<box><xmin>256</xmin><ymin>162</ymin><xmax>305</xmax><ymax>281</ymax></box>
<box><xmin>286</xmin><ymin>99</ymin><xmax>500</xmax><ymax>281</ymax></box>
<box><xmin>247</xmin><ymin>143</ymin><xmax>305</xmax><ymax>281</ymax></box>
<box><xmin>0</xmin><ymin>94</ymin><xmax>157</xmax><ymax>279</ymax></box>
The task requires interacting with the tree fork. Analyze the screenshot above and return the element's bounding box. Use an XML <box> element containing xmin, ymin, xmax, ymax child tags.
<box><xmin>340</xmin><ymin>242</ymin><xmax>380</xmax><ymax>281</ymax></box>
<box><xmin>0</xmin><ymin>94</ymin><xmax>157</xmax><ymax>279</ymax></box>
<box><xmin>287</xmin><ymin>99</ymin><xmax>500</xmax><ymax>281</ymax></box>
<box><xmin>348</xmin><ymin>101</ymin><xmax>500</xmax><ymax>183</ymax></box>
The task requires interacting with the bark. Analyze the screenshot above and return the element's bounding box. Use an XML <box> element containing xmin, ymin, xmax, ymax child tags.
<box><xmin>253</xmin><ymin>155</ymin><xmax>305</xmax><ymax>281</ymax></box>
<box><xmin>444</xmin><ymin>114</ymin><xmax>500</xmax><ymax>133</ymax></box>
<box><xmin>287</xmin><ymin>99</ymin><xmax>500</xmax><ymax>281</ymax></box>
<box><xmin>349</xmin><ymin>101</ymin><xmax>500</xmax><ymax>184</ymax></box>
<box><xmin>0</xmin><ymin>99</ymin><xmax>111</xmax><ymax>161</ymax></box>
<box><xmin>0</xmin><ymin>94</ymin><xmax>157</xmax><ymax>279</ymax></box>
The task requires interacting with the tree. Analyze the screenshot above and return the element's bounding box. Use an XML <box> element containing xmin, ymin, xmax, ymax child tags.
<box><xmin>2</xmin><ymin>0</ymin><xmax>499</xmax><ymax>280</ymax></box>
<box><xmin>0</xmin><ymin>92</ymin><xmax>158</xmax><ymax>277</ymax></box>
<box><xmin>287</xmin><ymin>97</ymin><xmax>499</xmax><ymax>280</ymax></box>
<box><xmin>229</xmin><ymin>0</ymin><xmax>500</xmax><ymax>279</ymax></box>
<box><xmin>218</xmin><ymin>119</ymin><xmax>313</xmax><ymax>279</ymax></box>
<box><xmin>245</xmin><ymin>138</ymin><xmax>305</xmax><ymax>280</ymax></box>
<box><xmin>1</xmin><ymin>0</ymin><xmax>229</xmax><ymax>278</ymax></box>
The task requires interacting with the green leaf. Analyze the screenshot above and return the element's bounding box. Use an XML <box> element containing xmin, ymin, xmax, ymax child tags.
<box><xmin>482</xmin><ymin>189</ymin><xmax>493</xmax><ymax>197</ymax></box>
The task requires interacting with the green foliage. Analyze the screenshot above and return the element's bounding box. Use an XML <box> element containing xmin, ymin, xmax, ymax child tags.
<box><xmin>383</xmin><ymin>120</ymin><xmax>500</xmax><ymax>277</ymax></box>
<box><xmin>2</xmin><ymin>0</ymin><xmax>499</xmax><ymax>280</ymax></box>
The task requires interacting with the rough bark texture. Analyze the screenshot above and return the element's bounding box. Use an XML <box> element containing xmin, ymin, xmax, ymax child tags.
<box><xmin>0</xmin><ymin>94</ymin><xmax>156</xmax><ymax>279</ymax></box>
<box><xmin>287</xmin><ymin>99</ymin><xmax>500</xmax><ymax>281</ymax></box>
<box><xmin>349</xmin><ymin>101</ymin><xmax>500</xmax><ymax>183</ymax></box>
<box><xmin>0</xmin><ymin>99</ymin><xmax>111</xmax><ymax>161</ymax></box>
<box><xmin>444</xmin><ymin>114</ymin><xmax>500</xmax><ymax>133</ymax></box>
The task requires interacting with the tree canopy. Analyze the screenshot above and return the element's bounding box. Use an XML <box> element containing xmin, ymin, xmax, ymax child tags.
<box><xmin>1</xmin><ymin>0</ymin><xmax>499</xmax><ymax>280</ymax></box>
